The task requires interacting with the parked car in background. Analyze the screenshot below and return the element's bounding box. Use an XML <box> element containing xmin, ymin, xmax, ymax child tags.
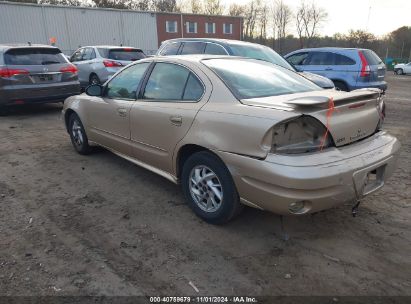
<box><xmin>157</xmin><ymin>38</ymin><xmax>335</xmax><ymax>89</ymax></box>
<box><xmin>62</xmin><ymin>55</ymin><xmax>399</xmax><ymax>224</ymax></box>
<box><xmin>394</xmin><ymin>62</ymin><xmax>411</xmax><ymax>75</ymax></box>
<box><xmin>285</xmin><ymin>47</ymin><xmax>387</xmax><ymax>92</ymax></box>
<box><xmin>70</xmin><ymin>46</ymin><xmax>146</xmax><ymax>87</ymax></box>
<box><xmin>0</xmin><ymin>44</ymin><xmax>80</xmax><ymax>113</ymax></box>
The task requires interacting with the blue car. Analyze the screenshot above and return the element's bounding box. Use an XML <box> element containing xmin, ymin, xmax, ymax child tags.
<box><xmin>285</xmin><ymin>47</ymin><xmax>387</xmax><ymax>92</ymax></box>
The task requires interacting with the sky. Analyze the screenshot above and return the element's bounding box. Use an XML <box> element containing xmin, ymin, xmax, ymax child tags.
<box><xmin>222</xmin><ymin>0</ymin><xmax>411</xmax><ymax>37</ymax></box>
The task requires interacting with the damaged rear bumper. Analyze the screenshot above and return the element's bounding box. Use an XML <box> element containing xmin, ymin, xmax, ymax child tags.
<box><xmin>216</xmin><ymin>131</ymin><xmax>400</xmax><ymax>215</ymax></box>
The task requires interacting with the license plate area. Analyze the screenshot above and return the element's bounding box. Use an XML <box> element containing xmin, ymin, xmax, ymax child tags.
<box><xmin>30</xmin><ymin>73</ymin><xmax>61</xmax><ymax>83</ymax></box>
<box><xmin>353</xmin><ymin>162</ymin><xmax>387</xmax><ymax>198</ymax></box>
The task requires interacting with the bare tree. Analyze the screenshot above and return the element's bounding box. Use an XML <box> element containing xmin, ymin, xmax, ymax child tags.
<box><xmin>203</xmin><ymin>0</ymin><xmax>224</xmax><ymax>15</ymax></box>
<box><xmin>243</xmin><ymin>0</ymin><xmax>260</xmax><ymax>39</ymax></box>
<box><xmin>272</xmin><ymin>0</ymin><xmax>292</xmax><ymax>52</ymax></box>
<box><xmin>190</xmin><ymin>0</ymin><xmax>203</xmax><ymax>14</ymax></box>
<box><xmin>259</xmin><ymin>4</ymin><xmax>268</xmax><ymax>43</ymax></box>
<box><xmin>228</xmin><ymin>3</ymin><xmax>245</xmax><ymax>17</ymax></box>
<box><xmin>296</xmin><ymin>1</ymin><xmax>327</xmax><ymax>48</ymax></box>
<box><xmin>153</xmin><ymin>0</ymin><xmax>180</xmax><ymax>12</ymax></box>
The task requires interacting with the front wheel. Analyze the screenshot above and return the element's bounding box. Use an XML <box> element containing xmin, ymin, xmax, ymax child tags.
<box><xmin>396</xmin><ymin>69</ymin><xmax>404</xmax><ymax>75</ymax></box>
<box><xmin>181</xmin><ymin>151</ymin><xmax>243</xmax><ymax>224</ymax></box>
<box><xmin>68</xmin><ymin>113</ymin><xmax>91</xmax><ymax>155</ymax></box>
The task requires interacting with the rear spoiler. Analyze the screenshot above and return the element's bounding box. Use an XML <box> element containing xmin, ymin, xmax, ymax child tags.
<box><xmin>285</xmin><ymin>88</ymin><xmax>381</xmax><ymax>107</ymax></box>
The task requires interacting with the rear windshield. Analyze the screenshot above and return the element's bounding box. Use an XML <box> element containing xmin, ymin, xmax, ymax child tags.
<box><xmin>228</xmin><ymin>43</ymin><xmax>295</xmax><ymax>71</ymax></box>
<box><xmin>98</xmin><ymin>48</ymin><xmax>146</xmax><ymax>61</ymax></box>
<box><xmin>204</xmin><ymin>58</ymin><xmax>320</xmax><ymax>99</ymax></box>
<box><xmin>4</xmin><ymin>48</ymin><xmax>66</xmax><ymax>65</ymax></box>
<box><xmin>362</xmin><ymin>50</ymin><xmax>383</xmax><ymax>65</ymax></box>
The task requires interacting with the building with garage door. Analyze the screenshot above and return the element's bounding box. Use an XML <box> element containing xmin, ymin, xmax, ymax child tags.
<box><xmin>0</xmin><ymin>1</ymin><xmax>243</xmax><ymax>56</ymax></box>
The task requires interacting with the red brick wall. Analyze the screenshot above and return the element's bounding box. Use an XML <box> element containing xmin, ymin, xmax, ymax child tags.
<box><xmin>156</xmin><ymin>13</ymin><xmax>242</xmax><ymax>47</ymax></box>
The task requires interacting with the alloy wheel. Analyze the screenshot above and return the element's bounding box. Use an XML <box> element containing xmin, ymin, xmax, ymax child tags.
<box><xmin>189</xmin><ymin>165</ymin><xmax>223</xmax><ymax>213</ymax></box>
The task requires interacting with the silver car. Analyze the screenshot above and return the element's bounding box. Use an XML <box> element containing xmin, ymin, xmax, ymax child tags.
<box><xmin>69</xmin><ymin>46</ymin><xmax>146</xmax><ymax>87</ymax></box>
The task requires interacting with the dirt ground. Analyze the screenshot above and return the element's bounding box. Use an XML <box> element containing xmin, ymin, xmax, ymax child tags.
<box><xmin>0</xmin><ymin>73</ymin><xmax>410</xmax><ymax>297</ymax></box>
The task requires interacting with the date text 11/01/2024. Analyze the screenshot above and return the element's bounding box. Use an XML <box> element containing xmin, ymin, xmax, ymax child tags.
<box><xmin>149</xmin><ymin>296</ymin><xmax>258</xmax><ymax>303</ymax></box>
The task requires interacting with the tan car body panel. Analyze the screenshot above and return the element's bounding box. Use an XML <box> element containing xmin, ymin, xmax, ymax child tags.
<box><xmin>63</xmin><ymin>55</ymin><xmax>400</xmax><ymax>215</ymax></box>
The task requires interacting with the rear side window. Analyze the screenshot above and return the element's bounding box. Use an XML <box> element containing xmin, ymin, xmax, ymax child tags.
<box><xmin>361</xmin><ymin>50</ymin><xmax>383</xmax><ymax>65</ymax></box>
<box><xmin>180</xmin><ymin>42</ymin><xmax>206</xmax><ymax>55</ymax></box>
<box><xmin>159</xmin><ymin>43</ymin><xmax>181</xmax><ymax>55</ymax></box>
<box><xmin>204</xmin><ymin>43</ymin><xmax>227</xmax><ymax>55</ymax></box>
<box><xmin>143</xmin><ymin>62</ymin><xmax>203</xmax><ymax>101</ymax></box>
<box><xmin>98</xmin><ymin>48</ymin><xmax>146</xmax><ymax>61</ymax></box>
<box><xmin>334</xmin><ymin>53</ymin><xmax>356</xmax><ymax>65</ymax></box>
<box><xmin>4</xmin><ymin>48</ymin><xmax>66</xmax><ymax>65</ymax></box>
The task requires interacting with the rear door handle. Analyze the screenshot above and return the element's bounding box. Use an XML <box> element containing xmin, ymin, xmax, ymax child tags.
<box><xmin>170</xmin><ymin>115</ymin><xmax>182</xmax><ymax>126</ymax></box>
<box><xmin>325</xmin><ymin>68</ymin><xmax>333</xmax><ymax>71</ymax></box>
<box><xmin>117</xmin><ymin>108</ymin><xmax>127</xmax><ymax>117</ymax></box>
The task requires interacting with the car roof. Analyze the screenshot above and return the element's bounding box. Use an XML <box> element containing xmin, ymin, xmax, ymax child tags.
<box><xmin>140</xmin><ymin>54</ymin><xmax>268</xmax><ymax>65</ymax></box>
<box><xmin>81</xmin><ymin>45</ymin><xmax>141</xmax><ymax>49</ymax></box>
<box><xmin>0</xmin><ymin>44</ymin><xmax>60</xmax><ymax>52</ymax></box>
<box><xmin>161</xmin><ymin>38</ymin><xmax>268</xmax><ymax>48</ymax></box>
<box><xmin>290</xmin><ymin>47</ymin><xmax>369</xmax><ymax>52</ymax></box>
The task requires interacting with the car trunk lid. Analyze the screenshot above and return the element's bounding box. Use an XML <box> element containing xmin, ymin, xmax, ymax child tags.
<box><xmin>242</xmin><ymin>89</ymin><xmax>383</xmax><ymax>147</ymax></box>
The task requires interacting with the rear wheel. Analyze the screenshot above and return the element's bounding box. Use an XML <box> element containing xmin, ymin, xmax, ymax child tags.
<box><xmin>333</xmin><ymin>81</ymin><xmax>349</xmax><ymax>91</ymax></box>
<box><xmin>68</xmin><ymin>113</ymin><xmax>91</xmax><ymax>155</ymax></box>
<box><xmin>181</xmin><ymin>151</ymin><xmax>243</xmax><ymax>224</ymax></box>
<box><xmin>89</xmin><ymin>74</ymin><xmax>101</xmax><ymax>85</ymax></box>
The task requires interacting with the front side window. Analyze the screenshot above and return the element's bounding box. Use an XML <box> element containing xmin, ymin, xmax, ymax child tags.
<box><xmin>143</xmin><ymin>63</ymin><xmax>203</xmax><ymax>101</ymax></box>
<box><xmin>306</xmin><ymin>52</ymin><xmax>334</xmax><ymax>65</ymax></box>
<box><xmin>159</xmin><ymin>42</ymin><xmax>181</xmax><ymax>55</ymax></box>
<box><xmin>180</xmin><ymin>42</ymin><xmax>206</xmax><ymax>55</ymax></box>
<box><xmin>105</xmin><ymin>62</ymin><xmax>149</xmax><ymax>100</ymax></box>
<box><xmin>166</xmin><ymin>20</ymin><xmax>178</xmax><ymax>33</ymax></box>
<box><xmin>223</xmin><ymin>23</ymin><xmax>233</xmax><ymax>34</ymax></box>
<box><xmin>286</xmin><ymin>52</ymin><xmax>309</xmax><ymax>66</ymax></box>
<box><xmin>205</xmin><ymin>22</ymin><xmax>215</xmax><ymax>34</ymax></box>
<box><xmin>70</xmin><ymin>49</ymin><xmax>83</xmax><ymax>62</ymax></box>
<box><xmin>186</xmin><ymin>22</ymin><xmax>197</xmax><ymax>33</ymax></box>
<box><xmin>204</xmin><ymin>58</ymin><xmax>320</xmax><ymax>99</ymax></box>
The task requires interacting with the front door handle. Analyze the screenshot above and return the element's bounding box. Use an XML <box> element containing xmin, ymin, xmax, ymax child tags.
<box><xmin>117</xmin><ymin>108</ymin><xmax>127</xmax><ymax>117</ymax></box>
<box><xmin>170</xmin><ymin>115</ymin><xmax>182</xmax><ymax>126</ymax></box>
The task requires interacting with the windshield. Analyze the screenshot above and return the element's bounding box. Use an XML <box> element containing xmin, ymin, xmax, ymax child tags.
<box><xmin>204</xmin><ymin>58</ymin><xmax>320</xmax><ymax>99</ymax></box>
<box><xmin>98</xmin><ymin>48</ymin><xmax>146</xmax><ymax>61</ymax></box>
<box><xmin>4</xmin><ymin>48</ymin><xmax>66</xmax><ymax>65</ymax></box>
<box><xmin>228</xmin><ymin>43</ymin><xmax>295</xmax><ymax>71</ymax></box>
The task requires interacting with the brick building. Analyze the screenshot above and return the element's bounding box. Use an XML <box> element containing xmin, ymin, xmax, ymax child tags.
<box><xmin>156</xmin><ymin>13</ymin><xmax>243</xmax><ymax>47</ymax></box>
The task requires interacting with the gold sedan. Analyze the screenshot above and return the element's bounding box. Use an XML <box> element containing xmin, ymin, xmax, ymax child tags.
<box><xmin>62</xmin><ymin>55</ymin><xmax>400</xmax><ymax>224</ymax></box>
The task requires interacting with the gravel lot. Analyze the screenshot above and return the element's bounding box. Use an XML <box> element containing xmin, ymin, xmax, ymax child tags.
<box><xmin>0</xmin><ymin>73</ymin><xmax>410</xmax><ymax>297</ymax></box>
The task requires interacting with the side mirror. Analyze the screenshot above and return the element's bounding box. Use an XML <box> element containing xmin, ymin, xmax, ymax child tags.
<box><xmin>85</xmin><ymin>84</ymin><xmax>103</xmax><ymax>97</ymax></box>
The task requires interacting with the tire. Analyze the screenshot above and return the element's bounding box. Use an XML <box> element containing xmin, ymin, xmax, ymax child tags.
<box><xmin>0</xmin><ymin>106</ymin><xmax>9</xmax><ymax>116</ymax></box>
<box><xmin>68</xmin><ymin>113</ymin><xmax>92</xmax><ymax>155</ymax></box>
<box><xmin>333</xmin><ymin>81</ymin><xmax>349</xmax><ymax>91</ymax></box>
<box><xmin>89</xmin><ymin>74</ymin><xmax>101</xmax><ymax>85</ymax></box>
<box><xmin>396</xmin><ymin>69</ymin><xmax>404</xmax><ymax>75</ymax></box>
<box><xmin>181</xmin><ymin>151</ymin><xmax>243</xmax><ymax>224</ymax></box>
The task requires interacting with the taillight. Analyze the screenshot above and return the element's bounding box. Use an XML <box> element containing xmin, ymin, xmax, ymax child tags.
<box><xmin>60</xmin><ymin>64</ymin><xmax>78</xmax><ymax>74</ymax></box>
<box><xmin>0</xmin><ymin>68</ymin><xmax>29</xmax><ymax>78</ymax></box>
<box><xmin>358</xmin><ymin>51</ymin><xmax>370</xmax><ymax>77</ymax></box>
<box><xmin>103</xmin><ymin>60</ymin><xmax>123</xmax><ymax>67</ymax></box>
